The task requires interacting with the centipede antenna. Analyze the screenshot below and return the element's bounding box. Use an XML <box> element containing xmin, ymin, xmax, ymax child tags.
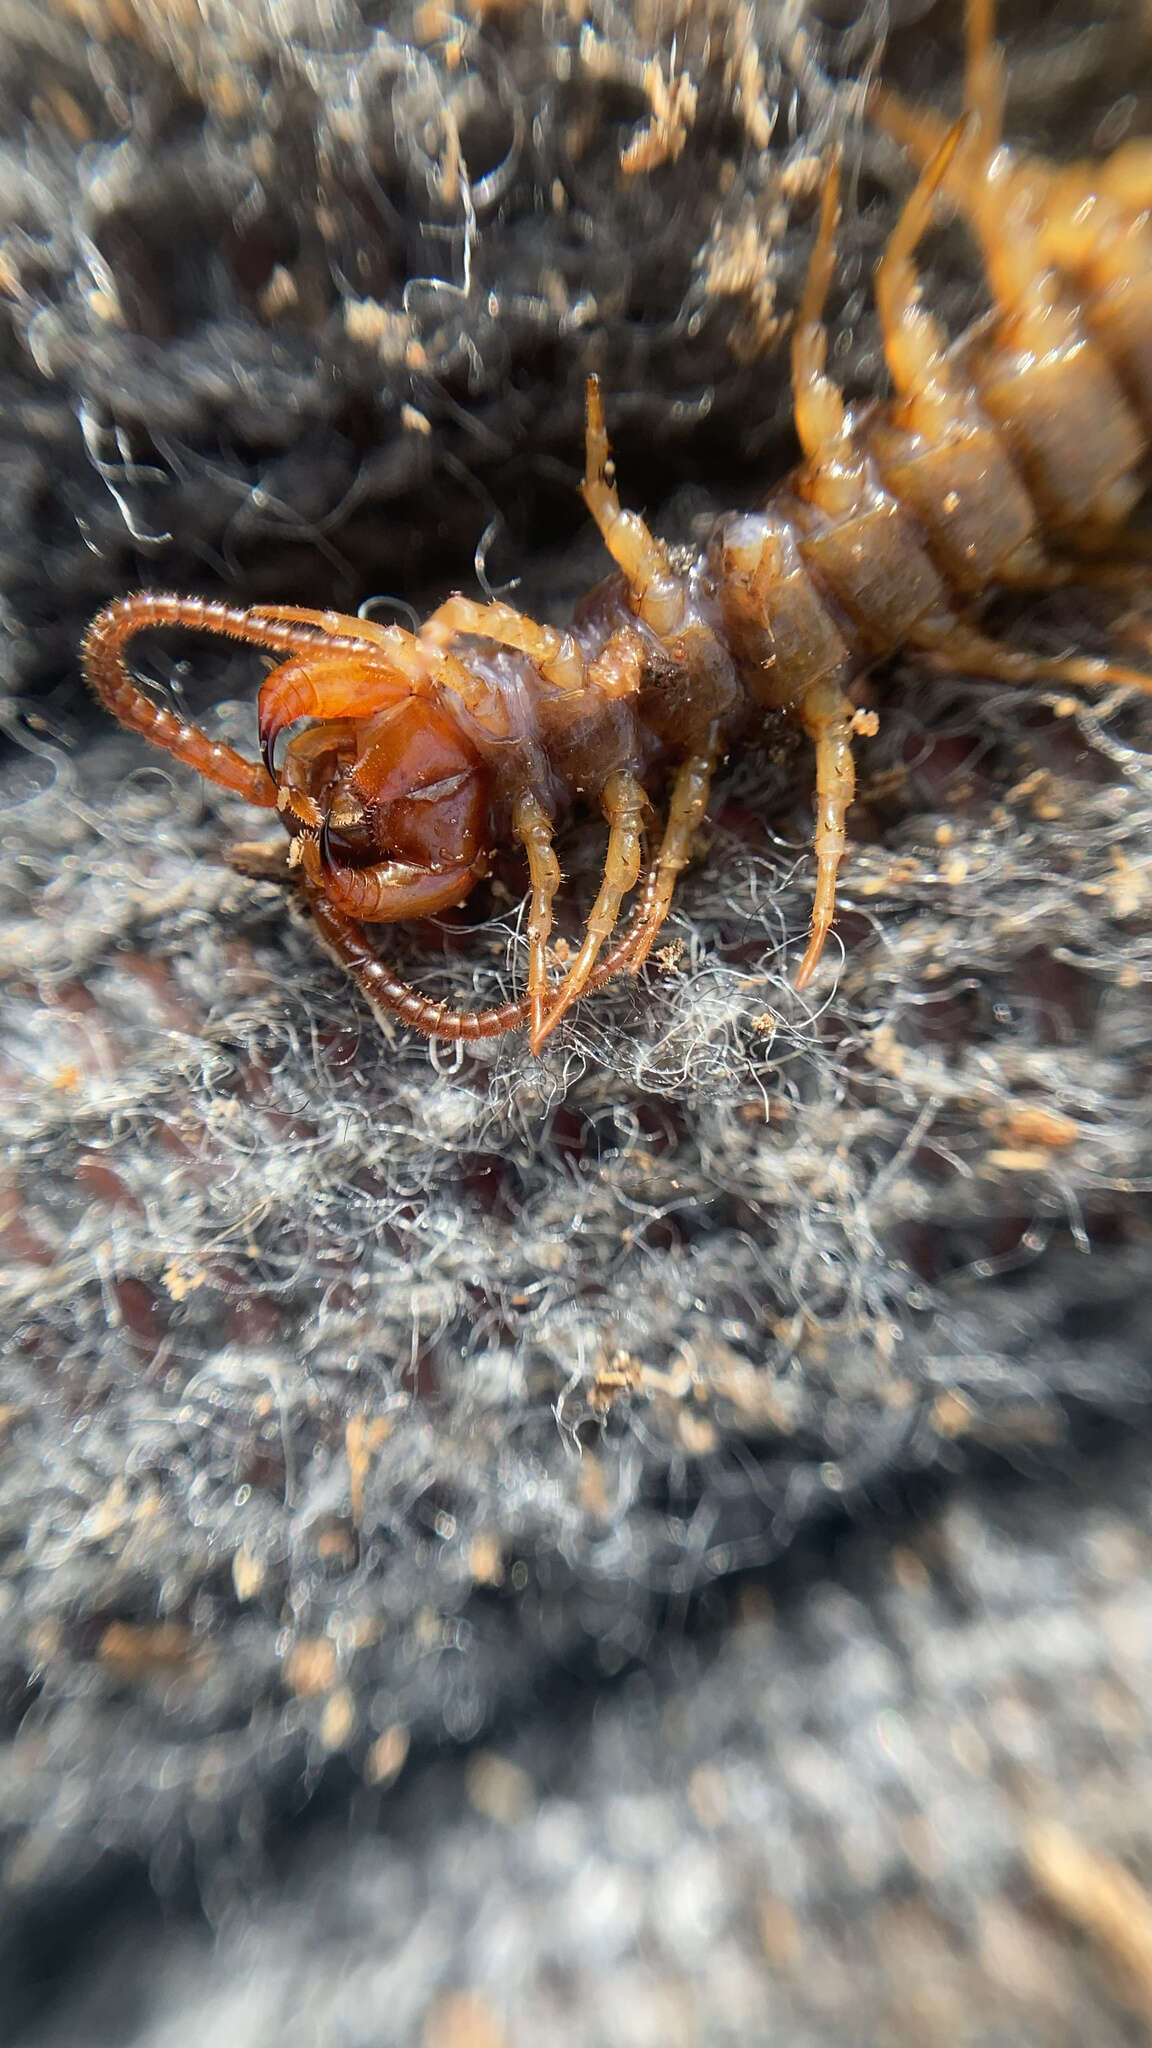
<box><xmin>82</xmin><ymin>596</ymin><xmax>280</xmax><ymax>807</ymax></box>
<box><xmin>306</xmin><ymin>890</ymin><xmax>533</xmax><ymax>1041</ymax></box>
<box><xmin>306</xmin><ymin>863</ymin><xmax>666</xmax><ymax>1046</ymax></box>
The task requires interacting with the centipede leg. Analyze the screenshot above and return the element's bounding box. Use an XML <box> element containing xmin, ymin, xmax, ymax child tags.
<box><xmin>924</xmin><ymin>625</ymin><xmax>1152</xmax><ymax>701</ymax></box>
<box><xmin>870</xmin><ymin>0</ymin><xmax>1000</xmax><ymax>187</ymax></box>
<box><xmin>791</xmin><ymin>151</ymin><xmax>854</xmax><ymax>511</ymax></box>
<box><xmin>422</xmin><ymin>595</ymin><xmax>586</xmax><ymax>694</ymax></box>
<box><xmin>962</xmin><ymin>0</ymin><xmax>1004</xmax><ymax>153</ymax></box>
<box><xmin>581</xmin><ymin>377</ymin><xmax>685</xmax><ymax>640</ymax></box>
<box><xmin>624</xmin><ymin>745</ymin><xmax>718</xmax><ymax>973</ymax></box>
<box><xmin>783</xmin><ymin>163</ymin><xmax>869</xmax><ymax>989</ymax></box>
<box><xmin>299</xmin><ymin>835</ymin><xmax>484</xmax><ymax>921</ymax></box>
<box><xmin>533</xmin><ymin>769</ymin><xmax>648</xmax><ymax>1048</ymax></box>
<box><xmin>875</xmin><ymin>120</ymin><xmax>969</xmax><ymax>434</ymax></box>
<box><xmin>794</xmin><ymin>680</ymin><xmax>858</xmax><ymax>992</ymax></box>
<box><xmin>423</xmin><ymin>594</ymin><xmax>650</xmax><ymax>702</ymax></box>
<box><xmin>513</xmin><ymin>792</ymin><xmax>561</xmax><ymax>1049</ymax></box>
<box><xmin>1056</xmin><ymin>561</ymin><xmax>1152</xmax><ymax>669</ymax></box>
<box><xmin>583</xmin><ymin>626</ymin><xmax>648</xmax><ymax>700</ymax></box>
<box><xmin>258</xmin><ymin>652</ymin><xmax>410</xmax><ymax>775</ymax></box>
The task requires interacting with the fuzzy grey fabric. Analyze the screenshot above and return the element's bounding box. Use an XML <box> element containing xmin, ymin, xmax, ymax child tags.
<box><xmin>19</xmin><ymin>1439</ymin><xmax>1152</xmax><ymax>2047</ymax></box>
<box><xmin>4</xmin><ymin>2</ymin><xmax>1152</xmax><ymax>2042</ymax></box>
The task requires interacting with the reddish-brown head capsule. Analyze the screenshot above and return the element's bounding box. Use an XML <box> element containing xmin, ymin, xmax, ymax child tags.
<box><xmin>343</xmin><ymin>701</ymin><xmax>488</xmax><ymax>873</ymax></box>
<box><xmin>311</xmin><ymin>700</ymin><xmax>493</xmax><ymax>922</ymax></box>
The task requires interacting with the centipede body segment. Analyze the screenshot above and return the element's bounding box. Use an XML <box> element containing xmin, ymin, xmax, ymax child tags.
<box><xmin>82</xmin><ymin>1</ymin><xmax>1152</xmax><ymax>1053</ymax></box>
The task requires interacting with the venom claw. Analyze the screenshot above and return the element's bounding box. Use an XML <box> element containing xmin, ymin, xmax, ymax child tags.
<box><xmin>260</xmin><ymin>721</ymin><xmax>281</xmax><ymax>782</ymax></box>
<box><xmin>319</xmin><ymin>809</ymin><xmax>335</xmax><ymax>872</ymax></box>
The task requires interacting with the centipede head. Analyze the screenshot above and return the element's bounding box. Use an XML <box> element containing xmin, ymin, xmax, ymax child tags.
<box><xmin>279</xmin><ymin>695</ymin><xmax>495</xmax><ymax>922</ymax></box>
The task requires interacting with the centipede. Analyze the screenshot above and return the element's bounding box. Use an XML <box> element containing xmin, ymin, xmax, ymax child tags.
<box><xmin>82</xmin><ymin>0</ymin><xmax>1152</xmax><ymax>1056</ymax></box>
